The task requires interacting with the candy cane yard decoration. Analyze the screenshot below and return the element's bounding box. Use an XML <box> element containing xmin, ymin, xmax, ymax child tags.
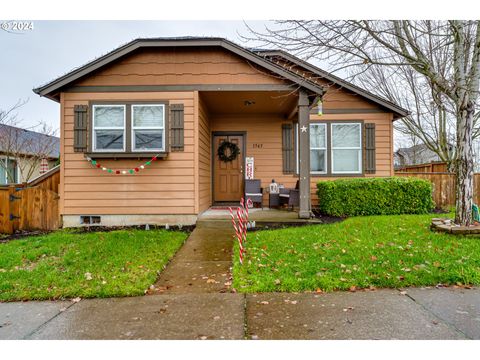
<box><xmin>229</xmin><ymin>198</ymin><xmax>252</xmax><ymax>264</ymax></box>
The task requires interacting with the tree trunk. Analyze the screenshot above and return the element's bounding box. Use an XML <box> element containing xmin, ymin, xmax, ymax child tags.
<box><xmin>455</xmin><ymin>103</ymin><xmax>475</xmax><ymax>226</ymax></box>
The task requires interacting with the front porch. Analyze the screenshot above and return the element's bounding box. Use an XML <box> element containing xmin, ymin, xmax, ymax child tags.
<box><xmin>197</xmin><ymin>207</ymin><xmax>323</xmax><ymax>225</ymax></box>
<box><xmin>197</xmin><ymin>89</ymin><xmax>315</xmax><ymax>219</ymax></box>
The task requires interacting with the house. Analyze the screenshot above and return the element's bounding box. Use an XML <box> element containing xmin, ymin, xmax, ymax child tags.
<box><xmin>33</xmin><ymin>37</ymin><xmax>408</xmax><ymax>227</ymax></box>
<box><xmin>394</xmin><ymin>144</ymin><xmax>444</xmax><ymax>168</ymax></box>
<box><xmin>0</xmin><ymin>124</ymin><xmax>60</xmax><ymax>185</ymax></box>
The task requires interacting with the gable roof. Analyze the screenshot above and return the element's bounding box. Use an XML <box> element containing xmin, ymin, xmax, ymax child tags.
<box><xmin>0</xmin><ymin>124</ymin><xmax>60</xmax><ymax>159</ymax></box>
<box><xmin>33</xmin><ymin>37</ymin><xmax>325</xmax><ymax>101</ymax></box>
<box><xmin>253</xmin><ymin>49</ymin><xmax>409</xmax><ymax>119</ymax></box>
<box><xmin>33</xmin><ymin>37</ymin><xmax>408</xmax><ymax>119</ymax></box>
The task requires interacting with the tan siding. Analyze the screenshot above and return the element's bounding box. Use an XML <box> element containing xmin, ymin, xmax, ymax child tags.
<box><xmin>197</xmin><ymin>94</ymin><xmax>212</xmax><ymax>212</ymax></box>
<box><xmin>74</xmin><ymin>48</ymin><xmax>286</xmax><ymax>87</ymax></box>
<box><xmin>61</xmin><ymin>91</ymin><xmax>196</xmax><ymax>216</ymax></box>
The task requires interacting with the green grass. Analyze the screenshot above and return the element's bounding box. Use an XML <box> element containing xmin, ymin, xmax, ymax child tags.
<box><xmin>0</xmin><ymin>229</ymin><xmax>188</xmax><ymax>301</ymax></box>
<box><xmin>233</xmin><ymin>214</ymin><xmax>480</xmax><ymax>293</ymax></box>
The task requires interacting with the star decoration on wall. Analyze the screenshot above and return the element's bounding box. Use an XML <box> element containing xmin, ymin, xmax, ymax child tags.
<box><xmin>301</xmin><ymin>126</ymin><xmax>307</xmax><ymax>133</ymax></box>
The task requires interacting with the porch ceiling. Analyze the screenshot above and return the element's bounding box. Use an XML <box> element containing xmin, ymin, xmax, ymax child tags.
<box><xmin>200</xmin><ymin>91</ymin><xmax>297</xmax><ymax>116</ymax></box>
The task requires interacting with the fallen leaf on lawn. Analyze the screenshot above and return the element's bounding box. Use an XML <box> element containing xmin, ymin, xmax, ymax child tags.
<box><xmin>274</xmin><ymin>279</ymin><xmax>281</xmax><ymax>285</ymax></box>
<box><xmin>84</xmin><ymin>272</ymin><xmax>92</xmax><ymax>281</ymax></box>
<box><xmin>433</xmin><ymin>261</ymin><xmax>441</xmax><ymax>267</ymax></box>
<box><xmin>371</xmin><ymin>256</ymin><xmax>377</xmax><ymax>261</ymax></box>
<box><xmin>316</xmin><ymin>288</ymin><xmax>323</xmax><ymax>294</ymax></box>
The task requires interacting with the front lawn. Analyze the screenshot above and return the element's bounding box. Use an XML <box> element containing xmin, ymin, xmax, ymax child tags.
<box><xmin>0</xmin><ymin>228</ymin><xmax>188</xmax><ymax>301</ymax></box>
<box><xmin>233</xmin><ymin>214</ymin><xmax>480</xmax><ymax>292</ymax></box>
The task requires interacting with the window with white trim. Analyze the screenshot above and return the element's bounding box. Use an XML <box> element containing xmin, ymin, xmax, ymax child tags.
<box><xmin>331</xmin><ymin>123</ymin><xmax>362</xmax><ymax>174</ymax></box>
<box><xmin>132</xmin><ymin>104</ymin><xmax>165</xmax><ymax>151</ymax></box>
<box><xmin>310</xmin><ymin>123</ymin><xmax>327</xmax><ymax>173</ymax></box>
<box><xmin>92</xmin><ymin>105</ymin><xmax>126</xmax><ymax>151</ymax></box>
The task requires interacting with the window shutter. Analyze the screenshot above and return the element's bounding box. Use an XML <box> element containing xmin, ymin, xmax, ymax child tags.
<box><xmin>282</xmin><ymin>124</ymin><xmax>294</xmax><ymax>174</ymax></box>
<box><xmin>73</xmin><ymin>105</ymin><xmax>88</xmax><ymax>152</ymax></box>
<box><xmin>170</xmin><ymin>104</ymin><xmax>184</xmax><ymax>151</ymax></box>
<box><xmin>364</xmin><ymin>123</ymin><xmax>376</xmax><ymax>174</ymax></box>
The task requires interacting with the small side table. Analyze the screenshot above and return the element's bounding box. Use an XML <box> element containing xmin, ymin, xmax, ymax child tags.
<box><xmin>269</xmin><ymin>192</ymin><xmax>280</xmax><ymax>208</ymax></box>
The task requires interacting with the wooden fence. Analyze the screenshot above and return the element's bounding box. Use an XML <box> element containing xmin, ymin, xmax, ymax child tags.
<box><xmin>395</xmin><ymin>172</ymin><xmax>480</xmax><ymax>208</ymax></box>
<box><xmin>0</xmin><ymin>166</ymin><xmax>60</xmax><ymax>234</ymax></box>
<box><xmin>395</xmin><ymin>161</ymin><xmax>449</xmax><ymax>173</ymax></box>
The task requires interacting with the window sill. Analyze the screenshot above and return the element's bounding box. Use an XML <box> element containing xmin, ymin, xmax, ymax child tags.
<box><xmin>85</xmin><ymin>152</ymin><xmax>168</xmax><ymax>159</ymax></box>
<box><xmin>311</xmin><ymin>173</ymin><xmax>365</xmax><ymax>178</ymax></box>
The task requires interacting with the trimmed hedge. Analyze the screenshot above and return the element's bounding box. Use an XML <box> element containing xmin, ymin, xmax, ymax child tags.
<box><xmin>316</xmin><ymin>177</ymin><xmax>435</xmax><ymax>217</ymax></box>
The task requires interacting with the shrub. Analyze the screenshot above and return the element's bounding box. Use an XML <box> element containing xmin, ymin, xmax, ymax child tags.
<box><xmin>316</xmin><ymin>177</ymin><xmax>435</xmax><ymax>217</ymax></box>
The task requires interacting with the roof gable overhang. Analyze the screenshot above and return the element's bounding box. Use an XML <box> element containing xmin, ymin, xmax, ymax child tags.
<box><xmin>255</xmin><ymin>49</ymin><xmax>409</xmax><ymax>119</ymax></box>
<box><xmin>33</xmin><ymin>38</ymin><xmax>325</xmax><ymax>102</ymax></box>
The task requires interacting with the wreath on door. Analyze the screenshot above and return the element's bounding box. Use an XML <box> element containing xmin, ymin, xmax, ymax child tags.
<box><xmin>217</xmin><ymin>141</ymin><xmax>240</xmax><ymax>162</ymax></box>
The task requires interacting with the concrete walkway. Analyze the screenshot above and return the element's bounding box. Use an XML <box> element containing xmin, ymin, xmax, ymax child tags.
<box><xmin>1</xmin><ymin>222</ymin><xmax>479</xmax><ymax>339</ymax></box>
<box><xmin>150</xmin><ymin>221</ymin><xmax>234</xmax><ymax>294</ymax></box>
<box><xmin>1</xmin><ymin>287</ymin><xmax>479</xmax><ymax>339</ymax></box>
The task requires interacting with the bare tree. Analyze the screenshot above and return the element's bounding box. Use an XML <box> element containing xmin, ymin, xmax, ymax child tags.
<box><xmin>245</xmin><ymin>20</ymin><xmax>480</xmax><ymax>226</ymax></box>
<box><xmin>0</xmin><ymin>100</ymin><xmax>58</xmax><ymax>183</ymax></box>
<box><xmin>354</xmin><ymin>65</ymin><xmax>462</xmax><ymax>170</ymax></box>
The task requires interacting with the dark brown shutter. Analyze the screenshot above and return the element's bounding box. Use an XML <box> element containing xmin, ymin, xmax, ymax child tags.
<box><xmin>282</xmin><ymin>124</ymin><xmax>294</xmax><ymax>174</ymax></box>
<box><xmin>364</xmin><ymin>123</ymin><xmax>376</xmax><ymax>174</ymax></box>
<box><xmin>73</xmin><ymin>105</ymin><xmax>88</xmax><ymax>152</ymax></box>
<box><xmin>170</xmin><ymin>104</ymin><xmax>184</xmax><ymax>151</ymax></box>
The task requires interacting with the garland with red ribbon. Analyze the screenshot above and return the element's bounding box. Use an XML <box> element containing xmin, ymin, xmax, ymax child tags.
<box><xmin>85</xmin><ymin>155</ymin><xmax>160</xmax><ymax>175</ymax></box>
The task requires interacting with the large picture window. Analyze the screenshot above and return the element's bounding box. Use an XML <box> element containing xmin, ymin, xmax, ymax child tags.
<box><xmin>310</xmin><ymin>123</ymin><xmax>327</xmax><ymax>173</ymax></box>
<box><xmin>331</xmin><ymin>123</ymin><xmax>362</xmax><ymax>174</ymax></box>
<box><xmin>92</xmin><ymin>105</ymin><xmax>126</xmax><ymax>152</ymax></box>
<box><xmin>132</xmin><ymin>105</ymin><xmax>165</xmax><ymax>151</ymax></box>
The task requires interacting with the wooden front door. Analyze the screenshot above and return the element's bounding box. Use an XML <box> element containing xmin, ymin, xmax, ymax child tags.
<box><xmin>213</xmin><ymin>134</ymin><xmax>244</xmax><ymax>202</ymax></box>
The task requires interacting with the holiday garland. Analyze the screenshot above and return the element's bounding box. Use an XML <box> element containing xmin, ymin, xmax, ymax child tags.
<box><xmin>217</xmin><ymin>141</ymin><xmax>240</xmax><ymax>162</ymax></box>
<box><xmin>85</xmin><ymin>155</ymin><xmax>160</xmax><ymax>175</ymax></box>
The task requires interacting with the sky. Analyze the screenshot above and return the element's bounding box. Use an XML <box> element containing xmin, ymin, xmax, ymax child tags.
<box><xmin>0</xmin><ymin>20</ymin><xmax>269</xmax><ymax>132</ymax></box>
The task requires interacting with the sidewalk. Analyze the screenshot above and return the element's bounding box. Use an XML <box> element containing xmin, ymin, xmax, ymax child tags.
<box><xmin>1</xmin><ymin>287</ymin><xmax>478</xmax><ymax>340</ymax></box>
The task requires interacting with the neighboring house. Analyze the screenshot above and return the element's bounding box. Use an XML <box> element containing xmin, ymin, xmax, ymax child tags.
<box><xmin>0</xmin><ymin>124</ymin><xmax>60</xmax><ymax>185</ymax></box>
<box><xmin>33</xmin><ymin>37</ymin><xmax>408</xmax><ymax>227</ymax></box>
<box><xmin>394</xmin><ymin>144</ymin><xmax>443</xmax><ymax>168</ymax></box>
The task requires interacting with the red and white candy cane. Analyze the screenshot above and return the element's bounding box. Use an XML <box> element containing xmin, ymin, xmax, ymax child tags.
<box><xmin>229</xmin><ymin>197</ymin><xmax>254</xmax><ymax>265</ymax></box>
<box><xmin>229</xmin><ymin>206</ymin><xmax>244</xmax><ymax>264</ymax></box>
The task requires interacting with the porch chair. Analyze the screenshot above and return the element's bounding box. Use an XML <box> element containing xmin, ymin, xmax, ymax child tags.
<box><xmin>279</xmin><ymin>180</ymin><xmax>300</xmax><ymax>210</ymax></box>
<box><xmin>244</xmin><ymin>179</ymin><xmax>263</xmax><ymax>208</ymax></box>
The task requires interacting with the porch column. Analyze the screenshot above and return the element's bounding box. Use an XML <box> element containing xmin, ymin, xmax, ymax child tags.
<box><xmin>298</xmin><ymin>89</ymin><xmax>311</xmax><ymax>219</ymax></box>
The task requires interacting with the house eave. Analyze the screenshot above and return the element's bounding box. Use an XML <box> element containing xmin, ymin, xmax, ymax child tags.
<box><xmin>254</xmin><ymin>49</ymin><xmax>410</xmax><ymax>120</ymax></box>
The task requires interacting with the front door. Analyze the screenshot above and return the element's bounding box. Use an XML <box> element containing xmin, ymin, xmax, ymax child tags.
<box><xmin>213</xmin><ymin>133</ymin><xmax>244</xmax><ymax>203</ymax></box>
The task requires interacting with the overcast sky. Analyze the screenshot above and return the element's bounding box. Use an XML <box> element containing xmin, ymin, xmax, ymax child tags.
<box><xmin>0</xmin><ymin>20</ymin><xmax>270</xmax><ymax>132</ymax></box>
